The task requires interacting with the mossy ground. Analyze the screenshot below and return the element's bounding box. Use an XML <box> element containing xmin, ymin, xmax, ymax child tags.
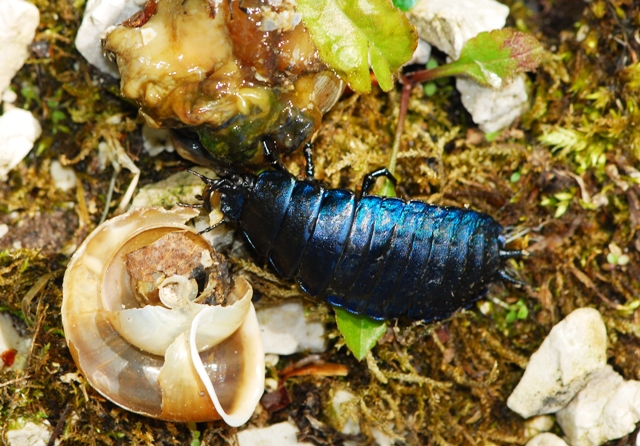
<box><xmin>1</xmin><ymin>0</ymin><xmax>640</xmax><ymax>444</ymax></box>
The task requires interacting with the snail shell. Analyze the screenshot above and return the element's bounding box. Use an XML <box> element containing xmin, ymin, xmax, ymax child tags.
<box><xmin>62</xmin><ymin>207</ymin><xmax>264</xmax><ymax>425</ymax></box>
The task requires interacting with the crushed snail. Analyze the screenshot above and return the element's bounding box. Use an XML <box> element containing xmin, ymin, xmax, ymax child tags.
<box><xmin>62</xmin><ymin>206</ymin><xmax>264</xmax><ymax>425</ymax></box>
<box><xmin>103</xmin><ymin>0</ymin><xmax>344</xmax><ymax>166</ymax></box>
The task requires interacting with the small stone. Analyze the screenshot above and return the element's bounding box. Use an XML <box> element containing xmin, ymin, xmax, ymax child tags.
<box><xmin>257</xmin><ymin>301</ymin><xmax>326</xmax><ymax>355</ymax></box>
<box><xmin>6</xmin><ymin>420</ymin><xmax>52</xmax><ymax>446</ymax></box>
<box><xmin>0</xmin><ymin>0</ymin><xmax>39</xmax><ymax>98</ymax></box>
<box><xmin>237</xmin><ymin>421</ymin><xmax>314</xmax><ymax>446</ymax></box>
<box><xmin>524</xmin><ymin>415</ymin><xmax>556</xmax><ymax>439</ymax></box>
<box><xmin>0</xmin><ymin>313</ymin><xmax>30</xmax><ymax>370</ymax></box>
<box><xmin>0</xmin><ymin>108</ymin><xmax>42</xmax><ymax>181</ymax></box>
<box><xmin>525</xmin><ymin>433</ymin><xmax>569</xmax><ymax>446</ymax></box>
<box><xmin>406</xmin><ymin>0</ymin><xmax>529</xmax><ymax>133</ymax></box>
<box><xmin>404</xmin><ymin>38</ymin><xmax>432</xmax><ymax>66</ymax></box>
<box><xmin>330</xmin><ymin>390</ymin><xmax>360</xmax><ymax>436</ymax></box>
<box><xmin>556</xmin><ymin>365</ymin><xmax>640</xmax><ymax>446</ymax></box>
<box><xmin>507</xmin><ymin>308</ymin><xmax>607</xmax><ymax>418</ymax></box>
<box><xmin>75</xmin><ymin>0</ymin><xmax>145</xmax><ymax>77</ymax></box>
<box><xmin>371</xmin><ymin>427</ymin><xmax>396</xmax><ymax>446</ymax></box>
<box><xmin>142</xmin><ymin>125</ymin><xmax>174</xmax><ymax>156</ymax></box>
<box><xmin>130</xmin><ymin>168</ymin><xmax>216</xmax><ymax>210</ymax></box>
<box><xmin>50</xmin><ymin>160</ymin><xmax>77</xmax><ymax>191</ymax></box>
<box><xmin>406</xmin><ymin>0</ymin><xmax>509</xmax><ymax>59</ymax></box>
<box><xmin>457</xmin><ymin>76</ymin><xmax>529</xmax><ymax>134</ymax></box>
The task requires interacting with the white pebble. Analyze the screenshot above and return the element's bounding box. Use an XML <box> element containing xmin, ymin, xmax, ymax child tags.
<box><xmin>331</xmin><ymin>390</ymin><xmax>360</xmax><ymax>436</ymax></box>
<box><xmin>142</xmin><ymin>125</ymin><xmax>173</xmax><ymax>156</ymax></box>
<box><xmin>2</xmin><ymin>88</ymin><xmax>18</xmax><ymax>104</ymax></box>
<box><xmin>6</xmin><ymin>420</ymin><xmax>52</xmax><ymax>446</ymax></box>
<box><xmin>257</xmin><ymin>301</ymin><xmax>326</xmax><ymax>355</ymax></box>
<box><xmin>404</xmin><ymin>38</ymin><xmax>432</xmax><ymax>66</ymax></box>
<box><xmin>50</xmin><ymin>160</ymin><xmax>77</xmax><ymax>191</ymax></box>
<box><xmin>556</xmin><ymin>365</ymin><xmax>640</xmax><ymax>446</ymax></box>
<box><xmin>407</xmin><ymin>0</ymin><xmax>529</xmax><ymax>133</ymax></box>
<box><xmin>0</xmin><ymin>313</ymin><xmax>31</xmax><ymax>370</ymax></box>
<box><xmin>507</xmin><ymin>308</ymin><xmax>607</xmax><ymax>418</ymax></box>
<box><xmin>457</xmin><ymin>76</ymin><xmax>529</xmax><ymax>133</ymax></box>
<box><xmin>525</xmin><ymin>433</ymin><xmax>569</xmax><ymax>446</ymax></box>
<box><xmin>524</xmin><ymin>415</ymin><xmax>556</xmax><ymax>439</ymax></box>
<box><xmin>237</xmin><ymin>421</ymin><xmax>314</xmax><ymax>446</ymax></box>
<box><xmin>0</xmin><ymin>0</ymin><xmax>39</xmax><ymax>98</ymax></box>
<box><xmin>75</xmin><ymin>0</ymin><xmax>145</xmax><ymax>77</ymax></box>
<box><xmin>0</xmin><ymin>108</ymin><xmax>42</xmax><ymax>180</ymax></box>
<box><xmin>406</xmin><ymin>0</ymin><xmax>509</xmax><ymax>59</ymax></box>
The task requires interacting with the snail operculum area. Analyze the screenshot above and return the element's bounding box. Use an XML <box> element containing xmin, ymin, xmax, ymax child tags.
<box><xmin>103</xmin><ymin>0</ymin><xmax>344</xmax><ymax>166</ymax></box>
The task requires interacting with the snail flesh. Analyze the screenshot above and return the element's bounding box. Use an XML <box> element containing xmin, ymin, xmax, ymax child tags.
<box><xmin>103</xmin><ymin>0</ymin><xmax>344</xmax><ymax>166</ymax></box>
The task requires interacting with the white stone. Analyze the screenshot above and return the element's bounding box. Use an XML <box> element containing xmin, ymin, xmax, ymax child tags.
<box><xmin>407</xmin><ymin>0</ymin><xmax>529</xmax><ymax>133</ymax></box>
<box><xmin>237</xmin><ymin>421</ymin><xmax>314</xmax><ymax>446</ymax></box>
<box><xmin>6</xmin><ymin>420</ymin><xmax>52</xmax><ymax>446</ymax></box>
<box><xmin>0</xmin><ymin>224</ymin><xmax>8</xmax><ymax>239</ymax></box>
<box><xmin>130</xmin><ymin>167</ymin><xmax>216</xmax><ymax>210</ymax></box>
<box><xmin>507</xmin><ymin>308</ymin><xmax>607</xmax><ymax>419</ymax></box>
<box><xmin>371</xmin><ymin>427</ymin><xmax>395</xmax><ymax>446</ymax></box>
<box><xmin>75</xmin><ymin>0</ymin><xmax>145</xmax><ymax>77</ymax></box>
<box><xmin>3</xmin><ymin>88</ymin><xmax>18</xmax><ymax>104</ymax></box>
<box><xmin>50</xmin><ymin>160</ymin><xmax>77</xmax><ymax>191</ymax></box>
<box><xmin>556</xmin><ymin>365</ymin><xmax>640</xmax><ymax>446</ymax></box>
<box><xmin>331</xmin><ymin>390</ymin><xmax>360</xmax><ymax>436</ymax></box>
<box><xmin>524</xmin><ymin>415</ymin><xmax>556</xmax><ymax>439</ymax></box>
<box><xmin>0</xmin><ymin>0</ymin><xmax>39</xmax><ymax>98</ymax></box>
<box><xmin>0</xmin><ymin>108</ymin><xmax>42</xmax><ymax>180</ymax></box>
<box><xmin>457</xmin><ymin>75</ymin><xmax>529</xmax><ymax>133</ymax></box>
<box><xmin>406</xmin><ymin>0</ymin><xmax>509</xmax><ymax>59</ymax></box>
<box><xmin>405</xmin><ymin>38</ymin><xmax>432</xmax><ymax>66</ymax></box>
<box><xmin>0</xmin><ymin>313</ymin><xmax>30</xmax><ymax>370</ymax></box>
<box><xmin>525</xmin><ymin>433</ymin><xmax>569</xmax><ymax>446</ymax></box>
<box><xmin>257</xmin><ymin>301</ymin><xmax>326</xmax><ymax>355</ymax></box>
<box><xmin>142</xmin><ymin>125</ymin><xmax>173</xmax><ymax>156</ymax></box>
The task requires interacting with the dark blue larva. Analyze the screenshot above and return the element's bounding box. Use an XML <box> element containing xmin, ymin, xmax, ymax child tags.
<box><xmin>196</xmin><ymin>169</ymin><xmax>520</xmax><ymax>321</ymax></box>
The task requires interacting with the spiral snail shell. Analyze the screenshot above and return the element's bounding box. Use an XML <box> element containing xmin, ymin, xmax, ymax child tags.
<box><xmin>62</xmin><ymin>206</ymin><xmax>264</xmax><ymax>425</ymax></box>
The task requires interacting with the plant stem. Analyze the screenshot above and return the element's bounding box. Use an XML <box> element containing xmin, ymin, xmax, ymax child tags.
<box><xmin>382</xmin><ymin>76</ymin><xmax>413</xmax><ymax>197</ymax></box>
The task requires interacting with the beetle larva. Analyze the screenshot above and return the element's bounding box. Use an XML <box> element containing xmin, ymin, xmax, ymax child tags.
<box><xmin>190</xmin><ymin>158</ymin><xmax>523</xmax><ymax>321</ymax></box>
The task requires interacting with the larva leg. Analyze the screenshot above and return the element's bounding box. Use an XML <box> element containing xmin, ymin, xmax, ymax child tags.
<box><xmin>361</xmin><ymin>168</ymin><xmax>397</xmax><ymax>197</ymax></box>
<box><xmin>261</xmin><ymin>138</ymin><xmax>286</xmax><ymax>171</ymax></box>
<box><xmin>303</xmin><ymin>142</ymin><xmax>315</xmax><ymax>179</ymax></box>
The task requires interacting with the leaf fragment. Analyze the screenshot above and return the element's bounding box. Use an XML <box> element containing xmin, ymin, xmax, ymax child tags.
<box><xmin>297</xmin><ymin>0</ymin><xmax>417</xmax><ymax>93</ymax></box>
<box><xmin>425</xmin><ymin>29</ymin><xmax>544</xmax><ymax>88</ymax></box>
<box><xmin>335</xmin><ymin>307</ymin><xmax>387</xmax><ymax>361</ymax></box>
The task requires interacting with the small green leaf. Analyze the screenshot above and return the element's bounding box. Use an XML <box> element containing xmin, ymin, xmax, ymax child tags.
<box><xmin>428</xmin><ymin>29</ymin><xmax>543</xmax><ymax>87</ymax></box>
<box><xmin>485</xmin><ymin>130</ymin><xmax>500</xmax><ymax>142</ymax></box>
<box><xmin>423</xmin><ymin>81</ymin><xmax>437</xmax><ymax>96</ymax></box>
<box><xmin>335</xmin><ymin>306</ymin><xmax>387</xmax><ymax>360</ymax></box>
<box><xmin>392</xmin><ymin>0</ymin><xmax>418</xmax><ymax>12</ymax></box>
<box><xmin>516</xmin><ymin>302</ymin><xmax>528</xmax><ymax>320</ymax></box>
<box><xmin>297</xmin><ymin>0</ymin><xmax>417</xmax><ymax>93</ymax></box>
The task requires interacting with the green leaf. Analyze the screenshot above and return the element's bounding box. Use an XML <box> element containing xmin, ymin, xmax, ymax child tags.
<box><xmin>335</xmin><ymin>306</ymin><xmax>387</xmax><ymax>360</ymax></box>
<box><xmin>392</xmin><ymin>0</ymin><xmax>418</xmax><ymax>12</ymax></box>
<box><xmin>297</xmin><ymin>0</ymin><xmax>417</xmax><ymax>93</ymax></box>
<box><xmin>427</xmin><ymin>29</ymin><xmax>544</xmax><ymax>87</ymax></box>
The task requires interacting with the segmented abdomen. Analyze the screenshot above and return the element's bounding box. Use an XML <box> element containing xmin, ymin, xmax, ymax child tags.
<box><xmin>238</xmin><ymin>171</ymin><xmax>503</xmax><ymax>321</ymax></box>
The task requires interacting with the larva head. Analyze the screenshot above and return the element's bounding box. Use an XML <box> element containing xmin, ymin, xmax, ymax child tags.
<box><xmin>190</xmin><ymin>170</ymin><xmax>255</xmax><ymax>222</ymax></box>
